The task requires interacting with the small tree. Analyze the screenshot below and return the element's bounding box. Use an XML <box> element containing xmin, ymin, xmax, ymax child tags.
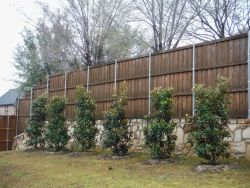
<box><xmin>74</xmin><ymin>86</ymin><xmax>98</xmax><ymax>151</ymax></box>
<box><xmin>144</xmin><ymin>88</ymin><xmax>177</xmax><ymax>159</ymax></box>
<box><xmin>102</xmin><ymin>82</ymin><xmax>131</xmax><ymax>156</ymax></box>
<box><xmin>192</xmin><ymin>76</ymin><xmax>230</xmax><ymax>165</ymax></box>
<box><xmin>26</xmin><ymin>95</ymin><xmax>47</xmax><ymax>149</ymax></box>
<box><xmin>45</xmin><ymin>96</ymin><xmax>69</xmax><ymax>151</ymax></box>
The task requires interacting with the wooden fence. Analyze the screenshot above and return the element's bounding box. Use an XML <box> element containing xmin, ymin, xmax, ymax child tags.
<box><xmin>16</xmin><ymin>33</ymin><xmax>249</xmax><ymax>134</ymax></box>
<box><xmin>0</xmin><ymin>116</ymin><xmax>16</xmax><ymax>151</ymax></box>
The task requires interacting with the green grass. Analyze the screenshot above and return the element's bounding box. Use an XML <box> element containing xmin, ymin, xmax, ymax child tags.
<box><xmin>0</xmin><ymin>150</ymin><xmax>250</xmax><ymax>188</ymax></box>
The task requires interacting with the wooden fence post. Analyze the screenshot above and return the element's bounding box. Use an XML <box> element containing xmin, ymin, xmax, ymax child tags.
<box><xmin>248</xmin><ymin>31</ymin><xmax>250</xmax><ymax>118</ymax></box>
<box><xmin>148</xmin><ymin>53</ymin><xmax>152</xmax><ymax>115</ymax></box>
<box><xmin>64</xmin><ymin>71</ymin><xmax>67</xmax><ymax>117</ymax></box>
<box><xmin>6</xmin><ymin>116</ymin><xmax>9</xmax><ymax>151</ymax></box>
<box><xmin>16</xmin><ymin>98</ymin><xmax>19</xmax><ymax>136</ymax></box>
<box><xmin>192</xmin><ymin>44</ymin><xmax>196</xmax><ymax>116</ymax></box>
<box><xmin>64</xmin><ymin>71</ymin><xmax>67</xmax><ymax>97</ymax></box>
<box><xmin>30</xmin><ymin>87</ymin><xmax>33</xmax><ymax>117</ymax></box>
<box><xmin>114</xmin><ymin>60</ymin><xmax>117</xmax><ymax>91</ymax></box>
<box><xmin>87</xmin><ymin>66</ymin><xmax>90</xmax><ymax>92</ymax></box>
<box><xmin>46</xmin><ymin>74</ymin><xmax>49</xmax><ymax>94</ymax></box>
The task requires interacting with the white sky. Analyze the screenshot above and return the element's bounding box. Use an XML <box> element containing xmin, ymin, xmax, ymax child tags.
<box><xmin>0</xmin><ymin>0</ymin><xmax>58</xmax><ymax>97</ymax></box>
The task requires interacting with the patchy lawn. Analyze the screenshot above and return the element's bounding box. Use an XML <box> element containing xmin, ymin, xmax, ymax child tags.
<box><xmin>0</xmin><ymin>150</ymin><xmax>250</xmax><ymax>188</ymax></box>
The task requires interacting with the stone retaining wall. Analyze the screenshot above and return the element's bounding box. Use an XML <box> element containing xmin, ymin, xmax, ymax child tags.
<box><xmin>13</xmin><ymin>119</ymin><xmax>250</xmax><ymax>158</ymax></box>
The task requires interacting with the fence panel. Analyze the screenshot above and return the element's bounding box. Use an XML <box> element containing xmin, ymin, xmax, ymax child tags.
<box><xmin>65</xmin><ymin>70</ymin><xmax>87</xmax><ymax>120</ymax></box>
<box><xmin>17</xmin><ymin>99</ymin><xmax>30</xmax><ymax>134</ymax></box>
<box><xmin>33</xmin><ymin>84</ymin><xmax>47</xmax><ymax>100</ymax></box>
<box><xmin>0</xmin><ymin>116</ymin><xmax>16</xmax><ymax>151</ymax></box>
<box><xmin>16</xmin><ymin>33</ymin><xmax>249</xmax><ymax>132</ymax></box>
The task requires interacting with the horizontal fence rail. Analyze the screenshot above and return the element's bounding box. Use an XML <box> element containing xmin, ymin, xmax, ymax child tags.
<box><xmin>17</xmin><ymin>33</ymin><xmax>249</xmax><ymax>134</ymax></box>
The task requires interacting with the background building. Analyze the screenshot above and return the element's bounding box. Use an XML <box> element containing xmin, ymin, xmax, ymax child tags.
<box><xmin>0</xmin><ymin>89</ymin><xmax>20</xmax><ymax>116</ymax></box>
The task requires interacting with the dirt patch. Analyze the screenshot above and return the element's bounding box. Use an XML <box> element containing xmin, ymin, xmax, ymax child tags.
<box><xmin>44</xmin><ymin>150</ymin><xmax>70</xmax><ymax>155</ymax></box>
<box><xmin>68</xmin><ymin>152</ymin><xmax>83</xmax><ymax>157</ymax></box>
<box><xmin>142</xmin><ymin>159</ymin><xmax>176</xmax><ymax>165</ymax></box>
<box><xmin>68</xmin><ymin>152</ymin><xmax>91</xmax><ymax>157</ymax></box>
<box><xmin>99</xmin><ymin>154</ymin><xmax>135</xmax><ymax>160</ymax></box>
<box><xmin>195</xmin><ymin>163</ymin><xmax>238</xmax><ymax>173</ymax></box>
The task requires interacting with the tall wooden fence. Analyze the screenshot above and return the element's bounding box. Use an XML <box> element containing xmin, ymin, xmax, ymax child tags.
<box><xmin>16</xmin><ymin>33</ymin><xmax>249</xmax><ymax>134</ymax></box>
<box><xmin>0</xmin><ymin>116</ymin><xmax>16</xmax><ymax>151</ymax></box>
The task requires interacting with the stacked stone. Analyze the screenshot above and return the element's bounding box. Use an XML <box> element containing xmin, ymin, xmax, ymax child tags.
<box><xmin>12</xmin><ymin>118</ymin><xmax>250</xmax><ymax>158</ymax></box>
<box><xmin>227</xmin><ymin>119</ymin><xmax>250</xmax><ymax>158</ymax></box>
<box><xmin>128</xmin><ymin>119</ymin><xmax>146</xmax><ymax>150</ymax></box>
<box><xmin>12</xmin><ymin>133</ymin><xmax>30</xmax><ymax>150</ymax></box>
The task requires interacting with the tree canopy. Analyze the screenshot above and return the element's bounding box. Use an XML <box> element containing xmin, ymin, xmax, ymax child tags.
<box><xmin>14</xmin><ymin>0</ymin><xmax>249</xmax><ymax>89</ymax></box>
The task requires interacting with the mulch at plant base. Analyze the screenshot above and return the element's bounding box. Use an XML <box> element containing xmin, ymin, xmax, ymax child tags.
<box><xmin>67</xmin><ymin>152</ymin><xmax>96</xmax><ymax>157</ymax></box>
<box><xmin>194</xmin><ymin>163</ymin><xmax>238</xmax><ymax>173</ymax></box>
<box><xmin>141</xmin><ymin>159</ymin><xmax>176</xmax><ymax>165</ymax></box>
<box><xmin>98</xmin><ymin>154</ymin><xmax>136</xmax><ymax>160</ymax></box>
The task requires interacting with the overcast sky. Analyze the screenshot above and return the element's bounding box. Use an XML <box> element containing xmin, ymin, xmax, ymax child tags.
<box><xmin>0</xmin><ymin>0</ymin><xmax>58</xmax><ymax>97</ymax></box>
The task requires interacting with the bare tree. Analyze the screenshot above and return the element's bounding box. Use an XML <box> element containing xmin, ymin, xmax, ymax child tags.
<box><xmin>63</xmin><ymin>0</ymin><xmax>136</xmax><ymax>65</ymax></box>
<box><xmin>36</xmin><ymin>15</ymin><xmax>77</xmax><ymax>73</ymax></box>
<box><xmin>188</xmin><ymin>0</ymin><xmax>250</xmax><ymax>41</ymax></box>
<box><xmin>134</xmin><ymin>0</ymin><xmax>195</xmax><ymax>52</ymax></box>
<box><xmin>103</xmin><ymin>25</ymin><xmax>149</xmax><ymax>61</ymax></box>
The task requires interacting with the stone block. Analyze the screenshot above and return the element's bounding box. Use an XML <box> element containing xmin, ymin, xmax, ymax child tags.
<box><xmin>183</xmin><ymin>123</ymin><xmax>193</xmax><ymax>133</ymax></box>
<box><xmin>173</xmin><ymin>119</ymin><xmax>179</xmax><ymax>124</ymax></box>
<box><xmin>238</xmin><ymin>123</ymin><xmax>250</xmax><ymax>129</ymax></box>
<box><xmin>183</xmin><ymin>133</ymin><xmax>190</xmax><ymax>143</ymax></box>
<box><xmin>96</xmin><ymin>120</ymin><xmax>102</xmax><ymax>125</ymax></box>
<box><xmin>131</xmin><ymin>119</ymin><xmax>137</xmax><ymax>123</ymax></box>
<box><xmin>228</xmin><ymin>124</ymin><xmax>237</xmax><ymax>132</ymax></box>
<box><xmin>229</xmin><ymin>119</ymin><xmax>237</xmax><ymax>124</ymax></box>
<box><xmin>230</xmin><ymin>141</ymin><xmax>246</xmax><ymax>154</ymax></box>
<box><xmin>242</xmin><ymin>127</ymin><xmax>250</xmax><ymax>139</ymax></box>
<box><xmin>141</xmin><ymin>121</ymin><xmax>146</xmax><ymax>126</ymax></box>
<box><xmin>137</xmin><ymin>119</ymin><xmax>143</xmax><ymax>124</ymax></box>
<box><xmin>140</xmin><ymin>132</ymin><xmax>145</xmax><ymax>140</ymax></box>
<box><xmin>176</xmin><ymin>127</ymin><xmax>184</xmax><ymax>145</ymax></box>
<box><xmin>244</xmin><ymin>119</ymin><xmax>250</xmax><ymax>124</ymax></box>
<box><xmin>180</xmin><ymin>123</ymin><xmax>185</xmax><ymax>129</ymax></box>
<box><xmin>173</xmin><ymin>127</ymin><xmax>177</xmax><ymax>134</ymax></box>
<box><xmin>224</xmin><ymin>132</ymin><xmax>233</xmax><ymax>142</ymax></box>
<box><xmin>138</xmin><ymin>125</ymin><xmax>143</xmax><ymax>131</ymax></box>
<box><xmin>12</xmin><ymin>133</ymin><xmax>30</xmax><ymax>150</ymax></box>
<box><xmin>234</xmin><ymin>129</ymin><xmax>242</xmax><ymax>142</ymax></box>
<box><xmin>238</xmin><ymin>119</ymin><xmax>246</xmax><ymax>124</ymax></box>
<box><xmin>132</xmin><ymin>125</ymin><xmax>138</xmax><ymax>132</ymax></box>
<box><xmin>134</xmin><ymin>131</ymin><xmax>140</xmax><ymax>140</ymax></box>
<box><xmin>180</xmin><ymin>119</ymin><xmax>185</xmax><ymax>123</ymax></box>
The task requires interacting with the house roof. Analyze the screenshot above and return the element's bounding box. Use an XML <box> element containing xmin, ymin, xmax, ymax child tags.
<box><xmin>0</xmin><ymin>89</ymin><xmax>21</xmax><ymax>106</ymax></box>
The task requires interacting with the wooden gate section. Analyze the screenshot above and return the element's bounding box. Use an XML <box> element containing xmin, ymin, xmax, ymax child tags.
<box><xmin>0</xmin><ymin>116</ymin><xmax>16</xmax><ymax>151</ymax></box>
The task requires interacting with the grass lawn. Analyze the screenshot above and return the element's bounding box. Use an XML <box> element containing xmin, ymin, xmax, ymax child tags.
<box><xmin>0</xmin><ymin>150</ymin><xmax>250</xmax><ymax>188</ymax></box>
